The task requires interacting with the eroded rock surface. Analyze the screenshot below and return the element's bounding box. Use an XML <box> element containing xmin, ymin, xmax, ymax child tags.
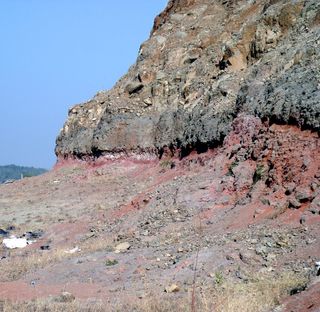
<box><xmin>55</xmin><ymin>0</ymin><xmax>320</xmax><ymax>159</ymax></box>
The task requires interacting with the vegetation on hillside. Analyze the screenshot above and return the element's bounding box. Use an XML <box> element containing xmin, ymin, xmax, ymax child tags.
<box><xmin>0</xmin><ymin>165</ymin><xmax>47</xmax><ymax>183</ymax></box>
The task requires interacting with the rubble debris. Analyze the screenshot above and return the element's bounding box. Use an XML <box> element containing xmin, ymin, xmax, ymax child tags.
<box><xmin>2</xmin><ymin>236</ymin><xmax>33</xmax><ymax>249</ymax></box>
<box><xmin>40</xmin><ymin>245</ymin><xmax>50</xmax><ymax>250</ymax></box>
<box><xmin>0</xmin><ymin>229</ymin><xmax>9</xmax><ymax>237</ymax></box>
<box><xmin>315</xmin><ymin>261</ymin><xmax>320</xmax><ymax>276</ymax></box>
<box><xmin>23</xmin><ymin>230</ymin><xmax>44</xmax><ymax>239</ymax></box>
<box><xmin>64</xmin><ymin>246</ymin><xmax>81</xmax><ymax>254</ymax></box>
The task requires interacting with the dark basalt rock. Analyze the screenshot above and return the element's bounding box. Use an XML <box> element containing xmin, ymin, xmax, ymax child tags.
<box><xmin>55</xmin><ymin>0</ymin><xmax>320</xmax><ymax>160</ymax></box>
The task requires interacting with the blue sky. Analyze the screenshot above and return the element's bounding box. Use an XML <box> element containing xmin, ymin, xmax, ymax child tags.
<box><xmin>0</xmin><ymin>1</ymin><xmax>167</xmax><ymax>169</ymax></box>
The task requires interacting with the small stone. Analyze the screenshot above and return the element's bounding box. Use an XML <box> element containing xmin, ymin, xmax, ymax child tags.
<box><xmin>260</xmin><ymin>266</ymin><xmax>274</xmax><ymax>273</ymax></box>
<box><xmin>40</xmin><ymin>245</ymin><xmax>50</xmax><ymax>250</ymax></box>
<box><xmin>310</xmin><ymin>182</ymin><xmax>318</xmax><ymax>192</ymax></box>
<box><xmin>309</xmin><ymin>196</ymin><xmax>320</xmax><ymax>214</ymax></box>
<box><xmin>165</xmin><ymin>284</ymin><xmax>180</xmax><ymax>293</ymax></box>
<box><xmin>0</xmin><ymin>229</ymin><xmax>9</xmax><ymax>237</ymax></box>
<box><xmin>235</xmin><ymin>270</ymin><xmax>248</xmax><ymax>281</ymax></box>
<box><xmin>300</xmin><ymin>215</ymin><xmax>306</xmax><ymax>225</ymax></box>
<box><xmin>315</xmin><ymin>261</ymin><xmax>320</xmax><ymax>276</ymax></box>
<box><xmin>125</xmin><ymin>81</ymin><xmax>144</xmax><ymax>95</ymax></box>
<box><xmin>137</xmin><ymin>291</ymin><xmax>146</xmax><ymax>299</ymax></box>
<box><xmin>156</xmin><ymin>71</ymin><xmax>166</xmax><ymax>80</ymax></box>
<box><xmin>276</xmin><ymin>239</ymin><xmax>289</xmax><ymax>248</ymax></box>
<box><xmin>266</xmin><ymin>29</ymin><xmax>277</xmax><ymax>44</ymax></box>
<box><xmin>306</xmin><ymin>239</ymin><xmax>314</xmax><ymax>245</ymax></box>
<box><xmin>115</xmin><ymin>242</ymin><xmax>131</xmax><ymax>253</ymax></box>
<box><xmin>288</xmin><ymin>197</ymin><xmax>301</xmax><ymax>209</ymax></box>
<box><xmin>64</xmin><ymin>246</ymin><xmax>81</xmax><ymax>254</ymax></box>
<box><xmin>255</xmin><ymin>245</ymin><xmax>268</xmax><ymax>256</ymax></box>
<box><xmin>260</xmin><ymin>198</ymin><xmax>270</xmax><ymax>205</ymax></box>
<box><xmin>303</xmin><ymin>156</ymin><xmax>311</xmax><ymax>168</ymax></box>
<box><xmin>285</xmin><ymin>182</ymin><xmax>296</xmax><ymax>195</ymax></box>
<box><xmin>266</xmin><ymin>253</ymin><xmax>277</xmax><ymax>262</ymax></box>
<box><xmin>239</xmin><ymin>251</ymin><xmax>260</xmax><ymax>265</ymax></box>
<box><xmin>143</xmin><ymin>98</ymin><xmax>152</xmax><ymax>106</ymax></box>
<box><xmin>295</xmin><ymin>187</ymin><xmax>312</xmax><ymax>202</ymax></box>
<box><xmin>265</xmin><ymin>241</ymin><xmax>273</xmax><ymax>247</ymax></box>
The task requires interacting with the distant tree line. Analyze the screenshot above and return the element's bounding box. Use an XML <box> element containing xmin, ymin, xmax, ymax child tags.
<box><xmin>0</xmin><ymin>165</ymin><xmax>47</xmax><ymax>183</ymax></box>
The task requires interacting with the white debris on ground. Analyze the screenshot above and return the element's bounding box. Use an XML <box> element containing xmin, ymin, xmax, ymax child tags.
<box><xmin>2</xmin><ymin>236</ymin><xmax>34</xmax><ymax>249</ymax></box>
<box><xmin>64</xmin><ymin>246</ymin><xmax>81</xmax><ymax>254</ymax></box>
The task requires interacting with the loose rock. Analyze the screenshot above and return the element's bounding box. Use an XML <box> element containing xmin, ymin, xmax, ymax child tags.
<box><xmin>165</xmin><ymin>284</ymin><xmax>180</xmax><ymax>293</ymax></box>
<box><xmin>115</xmin><ymin>242</ymin><xmax>131</xmax><ymax>253</ymax></box>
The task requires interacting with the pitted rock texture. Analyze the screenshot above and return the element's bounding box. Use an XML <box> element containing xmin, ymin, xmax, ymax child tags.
<box><xmin>55</xmin><ymin>0</ymin><xmax>320</xmax><ymax>159</ymax></box>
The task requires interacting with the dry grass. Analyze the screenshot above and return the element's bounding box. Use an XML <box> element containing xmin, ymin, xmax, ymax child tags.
<box><xmin>1</xmin><ymin>299</ymin><xmax>105</xmax><ymax>312</ymax></box>
<box><xmin>0</xmin><ymin>236</ymin><xmax>113</xmax><ymax>281</ymax></box>
<box><xmin>80</xmin><ymin>235</ymin><xmax>113</xmax><ymax>254</ymax></box>
<box><xmin>3</xmin><ymin>271</ymin><xmax>305</xmax><ymax>312</ymax></box>
<box><xmin>128</xmin><ymin>271</ymin><xmax>308</xmax><ymax>312</ymax></box>
<box><xmin>0</xmin><ymin>248</ymin><xmax>70</xmax><ymax>281</ymax></box>
<box><xmin>0</xmin><ymin>273</ymin><xmax>308</xmax><ymax>312</ymax></box>
<box><xmin>208</xmin><ymin>271</ymin><xmax>308</xmax><ymax>312</ymax></box>
<box><xmin>0</xmin><ymin>237</ymin><xmax>309</xmax><ymax>312</ymax></box>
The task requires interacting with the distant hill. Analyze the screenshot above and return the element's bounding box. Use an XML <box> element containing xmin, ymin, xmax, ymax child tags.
<box><xmin>0</xmin><ymin>165</ymin><xmax>47</xmax><ymax>183</ymax></box>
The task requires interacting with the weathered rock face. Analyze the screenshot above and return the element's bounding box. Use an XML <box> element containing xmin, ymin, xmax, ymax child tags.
<box><xmin>55</xmin><ymin>0</ymin><xmax>320</xmax><ymax>159</ymax></box>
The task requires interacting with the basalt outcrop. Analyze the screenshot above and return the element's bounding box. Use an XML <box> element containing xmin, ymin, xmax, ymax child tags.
<box><xmin>55</xmin><ymin>0</ymin><xmax>320</xmax><ymax>160</ymax></box>
<box><xmin>1</xmin><ymin>1</ymin><xmax>320</xmax><ymax>310</ymax></box>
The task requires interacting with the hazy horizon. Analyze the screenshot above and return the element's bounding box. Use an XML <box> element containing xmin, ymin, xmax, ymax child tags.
<box><xmin>0</xmin><ymin>1</ymin><xmax>167</xmax><ymax>169</ymax></box>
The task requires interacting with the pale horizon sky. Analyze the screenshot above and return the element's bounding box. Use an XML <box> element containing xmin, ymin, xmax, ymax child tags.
<box><xmin>0</xmin><ymin>1</ymin><xmax>167</xmax><ymax>169</ymax></box>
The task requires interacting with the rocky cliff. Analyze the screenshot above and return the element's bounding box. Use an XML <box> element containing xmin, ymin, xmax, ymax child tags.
<box><xmin>1</xmin><ymin>1</ymin><xmax>320</xmax><ymax>310</ymax></box>
<box><xmin>55</xmin><ymin>0</ymin><xmax>319</xmax><ymax>160</ymax></box>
